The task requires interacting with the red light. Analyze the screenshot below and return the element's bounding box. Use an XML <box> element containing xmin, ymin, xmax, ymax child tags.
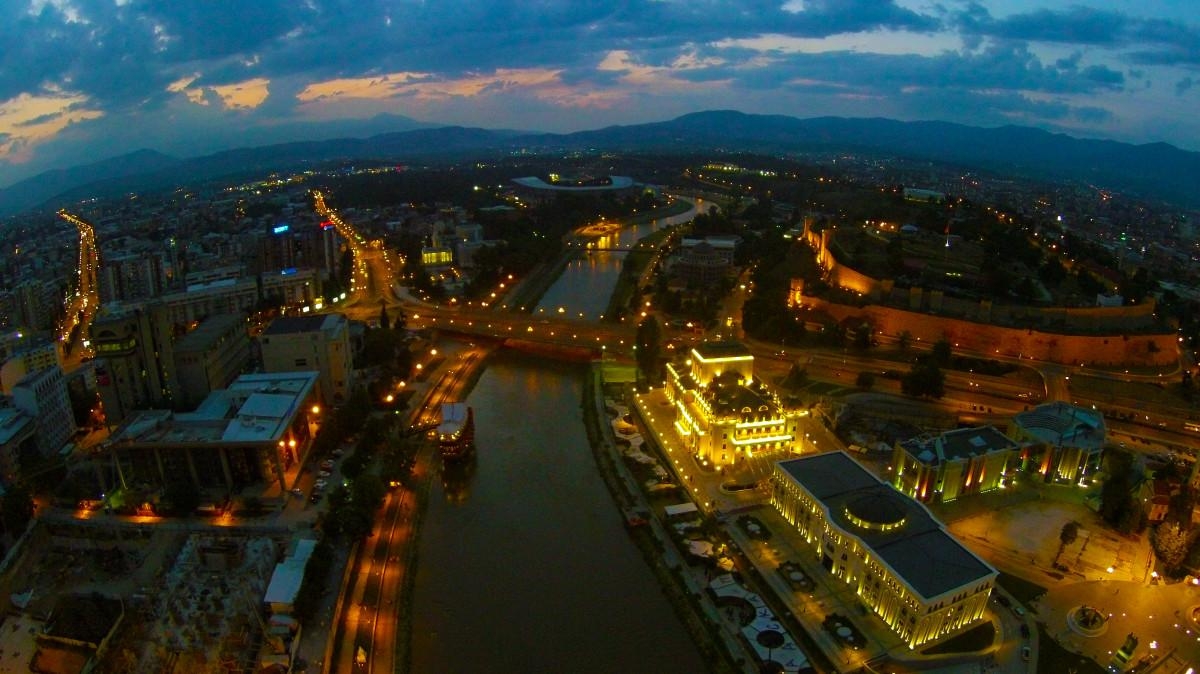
<box><xmin>320</xmin><ymin>221</ymin><xmax>334</xmax><ymax>230</ymax></box>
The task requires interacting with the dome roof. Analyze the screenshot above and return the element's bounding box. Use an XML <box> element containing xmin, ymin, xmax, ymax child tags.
<box><xmin>846</xmin><ymin>492</ymin><xmax>907</xmax><ymax>528</ymax></box>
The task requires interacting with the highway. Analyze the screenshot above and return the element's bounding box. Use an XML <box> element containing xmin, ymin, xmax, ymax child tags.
<box><xmin>313</xmin><ymin>190</ymin><xmax>404</xmax><ymax>315</ymax></box>
<box><xmin>329</xmin><ymin>349</ymin><xmax>483</xmax><ymax>674</ymax></box>
<box><xmin>57</xmin><ymin>209</ymin><xmax>100</xmax><ymax>370</ymax></box>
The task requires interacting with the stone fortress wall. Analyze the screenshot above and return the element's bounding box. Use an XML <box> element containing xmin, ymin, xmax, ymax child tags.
<box><xmin>795</xmin><ymin>222</ymin><xmax>1177</xmax><ymax>367</ymax></box>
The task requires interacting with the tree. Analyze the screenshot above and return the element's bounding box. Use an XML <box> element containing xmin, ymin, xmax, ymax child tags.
<box><xmin>931</xmin><ymin>338</ymin><xmax>952</xmax><ymax>367</ymax></box>
<box><xmin>855</xmin><ymin>371</ymin><xmax>876</xmax><ymax>390</ymax></box>
<box><xmin>1152</xmin><ymin>521</ymin><xmax>1190</xmax><ymax>572</ymax></box>
<box><xmin>1100</xmin><ymin>447</ymin><xmax>1141</xmax><ymax>532</ymax></box>
<box><xmin>901</xmin><ymin>357</ymin><xmax>945</xmax><ymax>399</ymax></box>
<box><xmin>635</xmin><ymin>316</ymin><xmax>663</xmax><ymax>384</ymax></box>
<box><xmin>1055</xmin><ymin>521</ymin><xmax>1079</xmax><ymax>564</ymax></box>
<box><xmin>378</xmin><ymin>302</ymin><xmax>390</xmax><ymax>330</ymax></box>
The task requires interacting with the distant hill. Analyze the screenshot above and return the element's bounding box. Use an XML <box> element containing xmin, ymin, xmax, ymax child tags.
<box><xmin>542</xmin><ymin>111</ymin><xmax>1200</xmax><ymax>207</ymax></box>
<box><xmin>3</xmin><ymin>110</ymin><xmax>1198</xmax><ymax>215</ymax></box>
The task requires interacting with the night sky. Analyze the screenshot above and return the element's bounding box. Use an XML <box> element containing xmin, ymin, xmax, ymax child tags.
<box><xmin>1</xmin><ymin>0</ymin><xmax>1197</xmax><ymax>186</ymax></box>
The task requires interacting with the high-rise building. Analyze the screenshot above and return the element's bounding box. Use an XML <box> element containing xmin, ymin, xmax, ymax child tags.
<box><xmin>99</xmin><ymin>252</ymin><xmax>167</xmax><ymax>302</ymax></box>
<box><xmin>90</xmin><ymin>302</ymin><xmax>176</xmax><ymax>426</ymax></box>
<box><xmin>260</xmin><ymin>313</ymin><xmax>353</xmax><ymax>406</ymax></box>
<box><xmin>173</xmin><ymin>313</ymin><xmax>252</xmax><ymax>410</ymax></box>
<box><xmin>0</xmin><ymin>408</ymin><xmax>37</xmax><ymax>483</ymax></box>
<box><xmin>11</xmin><ymin>365</ymin><xmax>76</xmax><ymax>457</ymax></box>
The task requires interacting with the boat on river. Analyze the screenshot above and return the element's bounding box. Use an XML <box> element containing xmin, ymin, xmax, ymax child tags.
<box><xmin>437</xmin><ymin>402</ymin><xmax>475</xmax><ymax>461</ymax></box>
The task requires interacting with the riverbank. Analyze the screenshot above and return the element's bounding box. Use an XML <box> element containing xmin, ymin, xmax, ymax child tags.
<box><xmin>581</xmin><ymin>366</ymin><xmax>752</xmax><ymax>674</ymax></box>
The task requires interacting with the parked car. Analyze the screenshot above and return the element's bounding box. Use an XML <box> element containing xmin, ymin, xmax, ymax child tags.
<box><xmin>1013</xmin><ymin>606</ymin><xmax>1026</xmax><ymax>617</ymax></box>
<box><xmin>320</xmin><ymin>460</ymin><xmax>335</xmax><ymax>471</ymax></box>
<box><xmin>1021</xmin><ymin>646</ymin><xmax>1031</xmax><ymax>661</ymax></box>
<box><xmin>995</xmin><ymin>595</ymin><xmax>1011</xmax><ymax>607</ymax></box>
<box><xmin>1020</xmin><ymin>624</ymin><xmax>1030</xmax><ymax>638</ymax></box>
<box><xmin>318</xmin><ymin>469</ymin><xmax>332</xmax><ymax>478</ymax></box>
<box><xmin>309</xmin><ymin>492</ymin><xmax>322</xmax><ymax>504</ymax></box>
<box><xmin>314</xmin><ymin>479</ymin><xmax>329</xmax><ymax>490</ymax></box>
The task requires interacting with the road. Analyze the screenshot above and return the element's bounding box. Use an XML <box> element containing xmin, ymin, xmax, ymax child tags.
<box><xmin>57</xmin><ymin>209</ymin><xmax>99</xmax><ymax>370</ymax></box>
<box><xmin>329</xmin><ymin>348</ymin><xmax>483</xmax><ymax>674</ymax></box>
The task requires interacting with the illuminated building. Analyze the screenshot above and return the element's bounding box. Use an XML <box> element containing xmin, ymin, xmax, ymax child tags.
<box><xmin>1007</xmin><ymin>402</ymin><xmax>1105</xmax><ymax>484</ymax></box>
<box><xmin>771</xmin><ymin>452</ymin><xmax>996</xmax><ymax>649</ymax></box>
<box><xmin>663</xmin><ymin>341</ymin><xmax>805</xmax><ymax>469</ymax></box>
<box><xmin>104</xmin><ymin>372</ymin><xmax>320</xmax><ymax>493</ymax></box>
<box><xmin>892</xmin><ymin>426</ymin><xmax>1020</xmax><ymax>503</ymax></box>
<box><xmin>260</xmin><ymin>313</ymin><xmax>353</xmax><ymax>406</ymax></box>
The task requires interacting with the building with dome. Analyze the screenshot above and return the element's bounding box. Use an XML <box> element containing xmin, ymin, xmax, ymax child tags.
<box><xmin>1007</xmin><ymin>401</ymin><xmax>1105</xmax><ymax>485</ymax></box>
<box><xmin>663</xmin><ymin>341</ymin><xmax>806</xmax><ymax>470</ymax></box>
<box><xmin>771</xmin><ymin>451</ymin><xmax>996</xmax><ymax>649</ymax></box>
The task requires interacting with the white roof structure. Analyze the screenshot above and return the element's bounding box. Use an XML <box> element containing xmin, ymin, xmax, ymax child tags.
<box><xmin>263</xmin><ymin>539</ymin><xmax>318</xmax><ymax>609</ymax></box>
<box><xmin>109</xmin><ymin>371</ymin><xmax>318</xmax><ymax>446</ymax></box>
<box><xmin>664</xmin><ymin>502</ymin><xmax>699</xmax><ymax>517</ymax></box>
<box><xmin>438</xmin><ymin>402</ymin><xmax>468</xmax><ymax>436</ymax></box>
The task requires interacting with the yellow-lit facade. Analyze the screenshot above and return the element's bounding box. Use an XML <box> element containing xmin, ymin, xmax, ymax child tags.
<box><xmin>892</xmin><ymin>427</ymin><xmax>1020</xmax><ymax>503</ymax></box>
<box><xmin>771</xmin><ymin>455</ymin><xmax>996</xmax><ymax>649</ymax></box>
<box><xmin>663</xmin><ymin>343</ymin><xmax>805</xmax><ymax>468</ymax></box>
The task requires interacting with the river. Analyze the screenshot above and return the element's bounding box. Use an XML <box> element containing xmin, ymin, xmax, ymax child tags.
<box><xmin>409</xmin><ymin>199</ymin><xmax>714</xmax><ymax>672</ymax></box>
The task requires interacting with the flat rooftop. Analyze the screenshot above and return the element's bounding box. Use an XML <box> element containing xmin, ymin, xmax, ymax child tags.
<box><xmin>692</xmin><ymin>341</ymin><xmax>753</xmax><ymax>361</ymax></box>
<box><xmin>111</xmin><ymin>372</ymin><xmax>318</xmax><ymax>446</ymax></box>
<box><xmin>174</xmin><ymin>313</ymin><xmax>245</xmax><ymax>353</ymax></box>
<box><xmin>900</xmin><ymin>425</ymin><xmax>1019</xmax><ymax>465</ymax></box>
<box><xmin>778</xmin><ymin>452</ymin><xmax>995</xmax><ymax>600</ymax></box>
<box><xmin>263</xmin><ymin>314</ymin><xmax>339</xmax><ymax>335</ymax></box>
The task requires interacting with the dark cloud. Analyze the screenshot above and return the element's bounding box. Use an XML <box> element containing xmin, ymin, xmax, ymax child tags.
<box><xmin>955</xmin><ymin>4</ymin><xmax>1200</xmax><ymax>66</ymax></box>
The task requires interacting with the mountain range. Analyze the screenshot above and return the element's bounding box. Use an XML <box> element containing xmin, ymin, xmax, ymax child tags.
<box><xmin>2</xmin><ymin>110</ymin><xmax>1197</xmax><ymax>216</ymax></box>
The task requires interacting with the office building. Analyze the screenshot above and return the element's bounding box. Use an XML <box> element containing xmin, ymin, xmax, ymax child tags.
<box><xmin>173</xmin><ymin>313</ymin><xmax>252</xmax><ymax>410</ymax></box>
<box><xmin>771</xmin><ymin>452</ymin><xmax>996</xmax><ymax>649</ymax></box>
<box><xmin>11</xmin><ymin>365</ymin><xmax>76</xmax><ymax>457</ymax></box>
<box><xmin>105</xmin><ymin>372</ymin><xmax>321</xmax><ymax>493</ymax></box>
<box><xmin>90</xmin><ymin>303</ymin><xmax>176</xmax><ymax>425</ymax></box>
<box><xmin>260</xmin><ymin>313</ymin><xmax>353</xmax><ymax>406</ymax></box>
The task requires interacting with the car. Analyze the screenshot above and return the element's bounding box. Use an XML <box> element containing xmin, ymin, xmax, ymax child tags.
<box><xmin>995</xmin><ymin>595</ymin><xmax>1011</xmax><ymax>607</ymax></box>
<box><xmin>318</xmin><ymin>469</ymin><xmax>333</xmax><ymax>478</ymax></box>
<box><xmin>320</xmin><ymin>460</ymin><xmax>335</xmax><ymax>470</ymax></box>
<box><xmin>314</xmin><ymin>479</ymin><xmax>329</xmax><ymax>490</ymax></box>
<box><xmin>332</xmin><ymin>448</ymin><xmax>345</xmax><ymax>457</ymax></box>
<box><xmin>1020</xmin><ymin>624</ymin><xmax>1030</xmax><ymax>639</ymax></box>
<box><xmin>289</xmin><ymin>488</ymin><xmax>304</xmax><ymax>498</ymax></box>
<box><xmin>1021</xmin><ymin>646</ymin><xmax>1031</xmax><ymax>661</ymax></box>
<box><xmin>1013</xmin><ymin>606</ymin><xmax>1026</xmax><ymax>617</ymax></box>
<box><xmin>309</xmin><ymin>493</ymin><xmax>322</xmax><ymax>504</ymax></box>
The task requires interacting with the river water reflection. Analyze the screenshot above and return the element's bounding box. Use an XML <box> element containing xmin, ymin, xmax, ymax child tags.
<box><xmin>409</xmin><ymin>353</ymin><xmax>706</xmax><ymax>673</ymax></box>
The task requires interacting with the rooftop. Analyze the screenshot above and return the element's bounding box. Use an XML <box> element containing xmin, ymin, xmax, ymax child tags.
<box><xmin>262</xmin><ymin>314</ymin><xmax>339</xmax><ymax>336</ymax></box>
<box><xmin>0</xmin><ymin>408</ymin><xmax>34</xmax><ymax>445</ymax></box>
<box><xmin>1011</xmin><ymin>402</ymin><xmax>1106</xmax><ymax>450</ymax></box>
<box><xmin>174</xmin><ymin>313</ymin><xmax>245</xmax><ymax>353</ymax></box>
<box><xmin>692</xmin><ymin>341</ymin><xmax>753</xmax><ymax>361</ymax></box>
<box><xmin>900</xmin><ymin>425</ymin><xmax>1020</xmax><ymax>465</ymax></box>
<box><xmin>111</xmin><ymin>372</ymin><xmax>318</xmax><ymax>446</ymax></box>
<box><xmin>777</xmin><ymin>451</ymin><xmax>995</xmax><ymax>600</ymax></box>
